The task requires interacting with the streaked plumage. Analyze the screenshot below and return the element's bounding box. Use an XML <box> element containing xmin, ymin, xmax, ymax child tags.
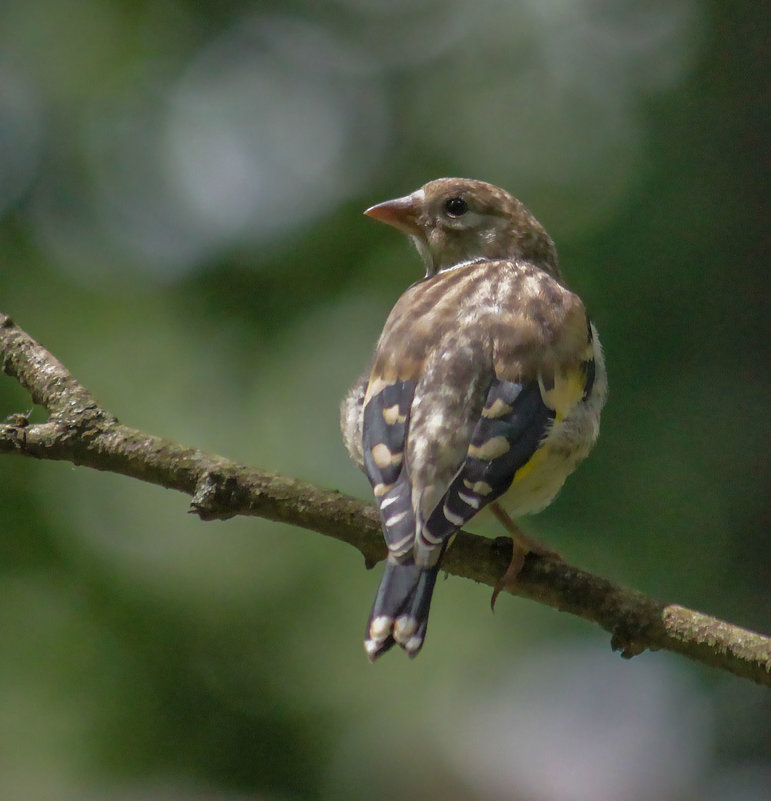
<box><xmin>341</xmin><ymin>178</ymin><xmax>607</xmax><ymax>661</ymax></box>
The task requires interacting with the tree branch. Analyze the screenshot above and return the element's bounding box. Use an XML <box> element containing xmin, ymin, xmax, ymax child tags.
<box><xmin>1</xmin><ymin>312</ymin><xmax>769</xmax><ymax>685</ymax></box>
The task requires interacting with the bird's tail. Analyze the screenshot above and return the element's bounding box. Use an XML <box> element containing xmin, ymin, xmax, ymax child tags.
<box><xmin>364</xmin><ymin>560</ymin><xmax>440</xmax><ymax>661</ymax></box>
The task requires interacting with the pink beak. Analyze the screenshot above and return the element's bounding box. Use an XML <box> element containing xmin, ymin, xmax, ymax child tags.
<box><xmin>364</xmin><ymin>193</ymin><xmax>422</xmax><ymax>236</ymax></box>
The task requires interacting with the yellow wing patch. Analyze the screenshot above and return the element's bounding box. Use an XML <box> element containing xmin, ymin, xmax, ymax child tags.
<box><xmin>481</xmin><ymin>397</ymin><xmax>514</xmax><ymax>418</ymax></box>
<box><xmin>509</xmin><ymin>443</ymin><xmax>551</xmax><ymax>485</ymax></box>
<box><xmin>538</xmin><ymin>364</ymin><xmax>587</xmax><ymax>422</ymax></box>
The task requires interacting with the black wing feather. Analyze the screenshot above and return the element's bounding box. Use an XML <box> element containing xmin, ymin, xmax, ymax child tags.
<box><xmin>362</xmin><ymin>379</ymin><xmax>416</xmax><ymax>556</ymax></box>
<box><xmin>422</xmin><ymin>379</ymin><xmax>554</xmax><ymax>544</ymax></box>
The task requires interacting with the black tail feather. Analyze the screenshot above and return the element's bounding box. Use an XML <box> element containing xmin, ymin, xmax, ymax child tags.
<box><xmin>365</xmin><ymin>560</ymin><xmax>440</xmax><ymax>661</ymax></box>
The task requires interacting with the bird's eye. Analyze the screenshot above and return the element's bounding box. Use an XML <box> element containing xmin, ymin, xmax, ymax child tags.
<box><xmin>444</xmin><ymin>197</ymin><xmax>468</xmax><ymax>217</ymax></box>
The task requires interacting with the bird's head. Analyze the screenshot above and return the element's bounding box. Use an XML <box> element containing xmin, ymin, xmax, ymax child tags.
<box><xmin>365</xmin><ymin>178</ymin><xmax>560</xmax><ymax>279</ymax></box>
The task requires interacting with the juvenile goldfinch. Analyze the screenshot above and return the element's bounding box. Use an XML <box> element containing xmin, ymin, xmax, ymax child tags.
<box><xmin>341</xmin><ymin>178</ymin><xmax>607</xmax><ymax>661</ymax></box>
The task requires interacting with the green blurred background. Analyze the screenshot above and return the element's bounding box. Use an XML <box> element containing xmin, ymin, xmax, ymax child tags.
<box><xmin>0</xmin><ymin>1</ymin><xmax>769</xmax><ymax>799</ymax></box>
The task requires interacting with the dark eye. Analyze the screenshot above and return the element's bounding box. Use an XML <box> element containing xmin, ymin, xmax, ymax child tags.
<box><xmin>444</xmin><ymin>196</ymin><xmax>468</xmax><ymax>217</ymax></box>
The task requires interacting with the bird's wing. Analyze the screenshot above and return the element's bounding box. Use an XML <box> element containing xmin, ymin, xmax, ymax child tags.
<box><xmin>417</xmin><ymin>377</ymin><xmax>555</xmax><ymax>550</ymax></box>
<box><xmin>361</xmin><ymin>265</ymin><xmax>483</xmax><ymax>560</ymax></box>
<box><xmin>407</xmin><ymin>261</ymin><xmax>597</xmax><ymax>565</ymax></box>
<box><xmin>362</xmin><ymin>377</ymin><xmax>418</xmax><ymax>560</ymax></box>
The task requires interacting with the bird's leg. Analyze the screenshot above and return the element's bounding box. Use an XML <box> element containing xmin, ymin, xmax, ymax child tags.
<box><xmin>488</xmin><ymin>502</ymin><xmax>562</xmax><ymax>609</ymax></box>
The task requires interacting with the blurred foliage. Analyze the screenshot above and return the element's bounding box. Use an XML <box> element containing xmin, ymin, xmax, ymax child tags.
<box><xmin>0</xmin><ymin>1</ymin><xmax>769</xmax><ymax>800</ymax></box>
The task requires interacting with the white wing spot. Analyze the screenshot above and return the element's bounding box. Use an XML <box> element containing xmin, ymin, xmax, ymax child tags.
<box><xmin>372</xmin><ymin>443</ymin><xmax>402</xmax><ymax>468</ymax></box>
<box><xmin>467</xmin><ymin>436</ymin><xmax>510</xmax><ymax>460</ymax></box>
<box><xmin>456</xmin><ymin>491</ymin><xmax>480</xmax><ymax>509</ymax></box>
<box><xmin>420</xmin><ymin>528</ymin><xmax>444</xmax><ymax>546</ymax></box>
<box><xmin>387</xmin><ymin>533</ymin><xmax>413</xmax><ymax>556</ymax></box>
<box><xmin>385</xmin><ymin>510</ymin><xmax>408</xmax><ymax>527</ymax></box>
<box><xmin>382</xmin><ymin>404</ymin><xmax>406</xmax><ymax>425</ymax></box>
<box><xmin>463</xmin><ymin>479</ymin><xmax>493</xmax><ymax>496</ymax></box>
<box><xmin>442</xmin><ymin>502</ymin><xmax>466</xmax><ymax>527</ymax></box>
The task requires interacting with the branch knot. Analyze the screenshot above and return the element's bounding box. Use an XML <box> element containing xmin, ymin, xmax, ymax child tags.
<box><xmin>190</xmin><ymin>469</ymin><xmax>248</xmax><ymax>521</ymax></box>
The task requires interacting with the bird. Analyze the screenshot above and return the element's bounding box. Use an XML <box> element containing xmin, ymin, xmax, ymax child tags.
<box><xmin>341</xmin><ymin>178</ymin><xmax>607</xmax><ymax>661</ymax></box>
